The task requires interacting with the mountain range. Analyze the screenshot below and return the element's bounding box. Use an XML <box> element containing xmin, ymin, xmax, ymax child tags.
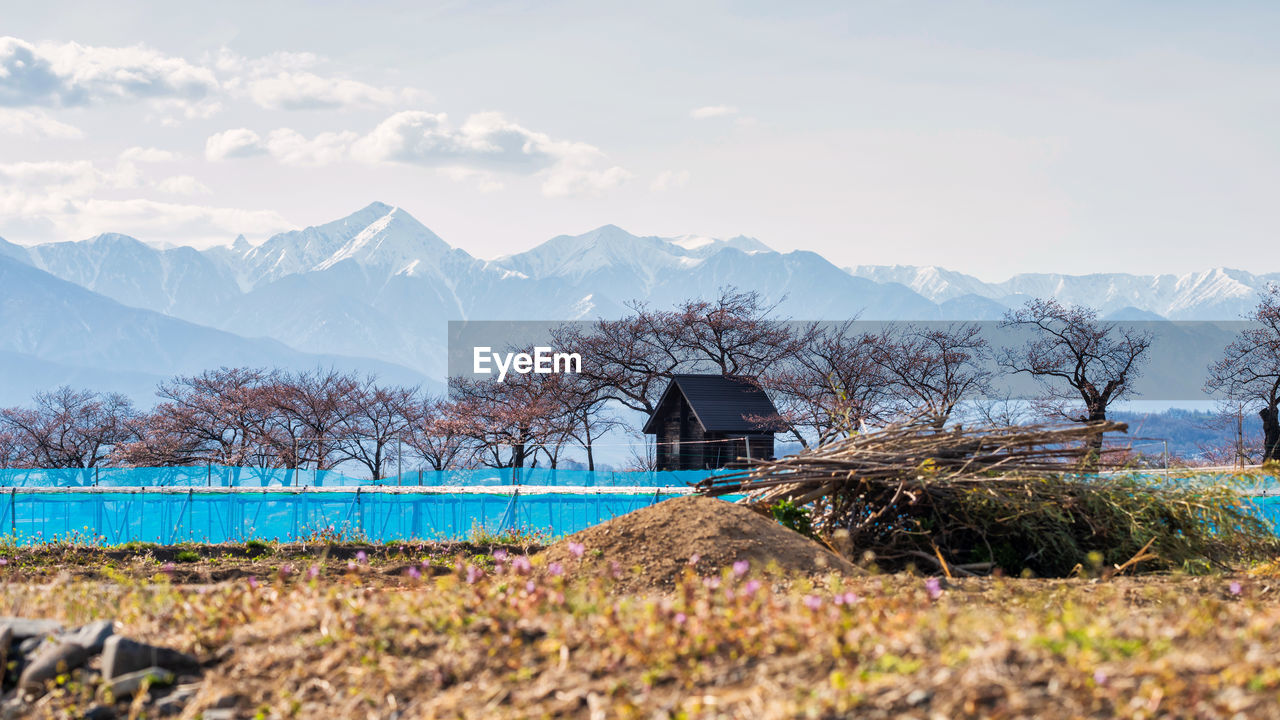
<box><xmin>0</xmin><ymin>201</ymin><xmax>1273</xmax><ymax>406</ymax></box>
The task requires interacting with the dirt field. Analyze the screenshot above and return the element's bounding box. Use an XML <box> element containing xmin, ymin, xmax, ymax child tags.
<box><xmin>3</xmin><ymin>499</ymin><xmax>1280</xmax><ymax>718</ymax></box>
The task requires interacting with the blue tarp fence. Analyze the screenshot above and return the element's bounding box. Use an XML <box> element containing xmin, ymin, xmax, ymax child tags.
<box><xmin>0</xmin><ymin>488</ymin><xmax>702</xmax><ymax>546</ymax></box>
<box><xmin>0</xmin><ymin>465</ymin><xmax>727</xmax><ymax>488</ymax></box>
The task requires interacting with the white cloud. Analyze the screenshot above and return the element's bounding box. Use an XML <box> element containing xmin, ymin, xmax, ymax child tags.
<box><xmin>0</xmin><ymin>108</ymin><xmax>84</xmax><ymax>138</ymax></box>
<box><xmin>203</xmin><ymin>111</ymin><xmax>630</xmax><ymax>195</ymax></box>
<box><xmin>542</xmin><ymin>165</ymin><xmax>632</xmax><ymax>198</ymax></box>
<box><xmin>651</xmin><ymin>169</ymin><xmax>691</xmax><ymax>192</ymax></box>
<box><xmin>247</xmin><ymin>72</ymin><xmax>418</xmax><ymax>110</ymax></box>
<box><xmin>205</xmin><ymin>128</ymin><xmax>268</xmax><ymax>160</ymax></box>
<box><xmin>0</xmin><ymin>36</ymin><xmax>218</xmax><ymax>108</ymax></box>
<box><xmin>690</xmin><ymin>105</ymin><xmax>738</xmax><ymax>119</ymax></box>
<box><xmin>210</xmin><ymin>48</ymin><xmax>320</xmax><ymax>75</ymax></box>
<box><xmin>0</xmin><ymin>188</ymin><xmax>290</xmax><ymax>245</ymax></box>
<box><xmin>0</xmin><ymin>159</ymin><xmax>139</xmax><ymax>196</ymax></box>
<box><xmin>119</xmin><ymin>146</ymin><xmax>181</xmax><ymax>163</ymax></box>
<box><xmin>264</xmin><ymin>128</ymin><xmax>360</xmax><ymax>166</ymax></box>
<box><xmin>0</xmin><ymin>153</ymin><xmax>283</xmax><ymax>245</ymax></box>
<box><xmin>438</xmin><ymin>167</ymin><xmax>505</xmax><ymax>193</ymax></box>
<box><xmin>155</xmin><ymin>175</ymin><xmax>211</xmax><ymax>196</ymax></box>
<box><xmin>351</xmin><ymin>111</ymin><xmax>563</xmax><ymax>170</ymax></box>
<box><xmin>212</xmin><ymin>48</ymin><xmax>424</xmax><ymax>111</ymax></box>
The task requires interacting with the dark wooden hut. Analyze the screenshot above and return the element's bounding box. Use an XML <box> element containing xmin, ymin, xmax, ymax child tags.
<box><xmin>642</xmin><ymin>374</ymin><xmax>779</xmax><ymax>471</ymax></box>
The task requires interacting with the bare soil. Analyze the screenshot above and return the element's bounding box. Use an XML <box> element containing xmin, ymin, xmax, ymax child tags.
<box><xmin>541</xmin><ymin>495</ymin><xmax>858</xmax><ymax>591</ymax></box>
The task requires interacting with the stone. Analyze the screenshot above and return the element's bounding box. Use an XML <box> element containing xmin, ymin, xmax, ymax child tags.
<box><xmin>0</xmin><ymin>697</ymin><xmax>27</xmax><ymax>720</ymax></box>
<box><xmin>62</xmin><ymin>619</ymin><xmax>115</xmax><ymax>653</ymax></box>
<box><xmin>17</xmin><ymin>640</ymin><xmax>91</xmax><ymax>695</ymax></box>
<box><xmin>153</xmin><ymin>683</ymin><xmax>199</xmax><ymax>716</ymax></box>
<box><xmin>0</xmin><ymin>624</ymin><xmax>11</xmax><ymax>680</ymax></box>
<box><xmin>103</xmin><ymin>666</ymin><xmax>174</xmax><ymax>699</ymax></box>
<box><xmin>0</xmin><ymin>618</ymin><xmax>63</xmax><ymax>641</ymax></box>
<box><xmin>200</xmin><ymin>710</ymin><xmax>237</xmax><ymax>720</ymax></box>
<box><xmin>100</xmin><ymin>636</ymin><xmax>199</xmax><ymax>680</ymax></box>
<box><xmin>82</xmin><ymin>705</ymin><xmax>117</xmax><ymax>720</ymax></box>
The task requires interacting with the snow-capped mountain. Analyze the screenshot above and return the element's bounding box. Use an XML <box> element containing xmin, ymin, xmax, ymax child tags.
<box><xmin>19</xmin><ymin>233</ymin><xmax>241</xmax><ymax>326</ymax></box>
<box><xmin>236</xmin><ymin>202</ymin><xmax>462</xmax><ymax>284</ymax></box>
<box><xmin>0</xmin><ymin>253</ymin><xmax>427</xmax><ymax>405</ymax></box>
<box><xmin>848</xmin><ymin>265</ymin><xmax>1280</xmax><ymax>320</ymax></box>
<box><xmin>3</xmin><ymin>200</ymin><xmax>1276</xmax><ymax>407</ymax></box>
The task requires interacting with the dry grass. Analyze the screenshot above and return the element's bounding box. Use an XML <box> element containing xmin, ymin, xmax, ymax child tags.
<box><xmin>6</xmin><ymin>550</ymin><xmax>1280</xmax><ymax>718</ymax></box>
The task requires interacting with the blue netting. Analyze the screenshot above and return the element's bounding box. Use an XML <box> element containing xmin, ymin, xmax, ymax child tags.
<box><xmin>0</xmin><ymin>489</ymin><xmax>733</xmax><ymax>545</ymax></box>
<box><xmin>0</xmin><ymin>466</ymin><xmax>727</xmax><ymax>488</ymax></box>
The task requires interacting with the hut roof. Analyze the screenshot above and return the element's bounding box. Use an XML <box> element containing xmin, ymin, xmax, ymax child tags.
<box><xmin>642</xmin><ymin>374</ymin><xmax>779</xmax><ymax>434</ymax></box>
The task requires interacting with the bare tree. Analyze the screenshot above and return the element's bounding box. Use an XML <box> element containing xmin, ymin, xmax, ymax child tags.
<box><xmin>126</xmin><ymin>367</ymin><xmax>279</xmax><ymax>467</ymax></box>
<box><xmin>0</xmin><ymin>387</ymin><xmax>136</xmax><ymax>469</ymax></box>
<box><xmin>554</xmin><ymin>310</ymin><xmax>690</xmax><ymax>415</ymax></box>
<box><xmin>274</xmin><ymin>368</ymin><xmax>360</xmax><ymax>469</ymax></box>
<box><xmin>334</xmin><ymin>378</ymin><xmax>418</xmax><ymax>480</ymax></box>
<box><xmin>404</xmin><ymin>398</ymin><xmax>477</xmax><ymax>471</ymax></box>
<box><xmin>999</xmin><ymin>299</ymin><xmax>1152</xmax><ymax>459</ymax></box>
<box><xmin>1206</xmin><ymin>285</ymin><xmax>1280</xmax><ymax>461</ymax></box>
<box><xmin>764</xmin><ymin>321</ymin><xmax>890</xmax><ymax>447</ymax></box>
<box><xmin>448</xmin><ymin>368</ymin><xmax>574</xmax><ymax>470</ymax></box>
<box><xmin>873</xmin><ymin>323</ymin><xmax>992</xmax><ymax>429</ymax></box>
<box><xmin>556</xmin><ymin>287</ymin><xmax>816</xmax><ymax>415</ymax></box>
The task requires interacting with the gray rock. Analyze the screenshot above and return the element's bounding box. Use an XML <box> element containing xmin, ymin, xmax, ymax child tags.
<box><xmin>0</xmin><ymin>624</ymin><xmax>11</xmax><ymax>679</ymax></box>
<box><xmin>82</xmin><ymin>705</ymin><xmax>116</xmax><ymax>720</ymax></box>
<box><xmin>16</xmin><ymin>636</ymin><xmax>42</xmax><ymax>655</ymax></box>
<box><xmin>17</xmin><ymin>640</ymin><xmax>91</xmax><ymax>695</ymax></box>
<box><xmin>0</xmin><ymin>697</ymin><xmax>27</xmax><ymax>720</ymax></box>
<box><xmin>154</xmin><ymin>683</ymin><xmax>199</xmax><ymax>716</ymax></box>
<box><xmin>200</xmin><ymin>710</ymin><xmax>238</xmax><ymax>720</ymax></box>
<box><xmin>0</xmin><ymin>618</ymin><xmax>63</xmax><ymax>641</ymax></box>
<box><xmin>100</xmin><ymin>636</ymin><xmax>199</xmax><ymax>680</ymax></box>
<box><xmin>103</xmin><ymin>666</ymin><xmax>174</xmax><ymax>699</ymax></box>
<box><xmin>62</xmin><ymin>619</ymin><xmax>115</xmax><ymax>653</ymax></box>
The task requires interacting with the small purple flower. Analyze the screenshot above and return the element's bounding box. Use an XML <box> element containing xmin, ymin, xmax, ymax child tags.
<box><xmin>0</xmin><ymin>558</ymin><xmax>7</xmax><ymax>566</ymax></box>
<box><xmin>674</xmin><ymin>612</ymin><xmax>687</xmax><ymax>625</ymax></box>
<box><xmin>160</xmin><ymin>562</ymin><xmax>176</xmax><ymax>574</ymax></box>
<box><xmin>732</xmin><ymin>560</ymin><xmax>750</xmax><ymax>577</ymax></box>
<box><xmin>834</xmin><ymin>591</ymin><xmax>859</xmax><ymax>606</ymax></box>
<box><xmin>609</xmin><ymin>561</ymin><xmax>622</xmax><ymax>579</ymax></box>
<box><xmin>568</xmin><ymin>542</ymin><xmax>585</xmax><ymax>559</ymax></box>
<box><xmin>407</xmin><ymin>566</ymin><xmax>422</xmax><ymax>581</ymax></box>
<box><xmin>548</xmin><ymin>561</ymin><xmax>564</xmax><ymax>577</ymax></box>
<box><xmin>803</xmin><ymin>594</ymin><xmax>823</xmax><ymax>611</ymax></box>
<box><xmin>1094</xmin><ymin>669</ymin><xmax>1108</xmax><ymax>687</ymax></box>
<box><xmin>687</xmin><ymin>553</ymin><xmax>701</xmax><ymax>566</ymax></box>
<box><xmin>247</xmin><ymin>576</ymin><xmax>258</xmax><ymax>590</ymax></box>
<box><xmin>355</xmin><ymin>550</ymin><xmax>368</xmax><ymax>564</ymax></box>
<box><xmin>512</xmin><ymin>556</ymin><xmax>532</xmax><ymax>574</ymax></box>
<box><xmin>925</xmin><ymin>577</ymin><xmax>942</xmax><ymax>600</ymax></box>
<box><xmin>742</xmin><ymin>579</ymin><xmax>762</xmax><ymax>597</ymax></box>
<box><xmin>525</xmin><ymin>580</ymin><xmax>537</xmax><ymax>593</ymax></box>
<box><xmin>1229</xmin><ymin>581</ymin><xmax>1243</xmax><ymax>596</ymax></box>
<box><xmin>346</xmin><ymin>560</ymin><xmax>357</xmax><ymax>572</ymax></box>
<box><xmin>703</xmin><ymin>576</ymin><xmax>721</xmax><ymax>590</ymax></box>
<box><xmin>493</xmin><ymin>548</ymin><xmax>509</xmax><ymax>562</ymax></box>
<box><xmin>307</xmin><ymin>564</ymin><xmax>320</xmax><ymax>580</ymax></box>
<box><xmin>466</xmin><ymin>564</ymin><xmax>483</xmax><ymax>584</ymax></box>
<box><xmin>279</xmin><ymin>564</ymin><xmax>293</xmax><ymax>578</ymax></box>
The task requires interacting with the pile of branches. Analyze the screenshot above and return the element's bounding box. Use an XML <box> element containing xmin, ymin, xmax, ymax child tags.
<box><xmin>697</xmin><ymin>423</ymin><xmax>1278</xmax><ymax>576</ymax></box>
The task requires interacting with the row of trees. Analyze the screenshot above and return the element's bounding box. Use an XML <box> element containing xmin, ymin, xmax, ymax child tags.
<box><xmin>3</xmin><ymin>286</ymin><xmax>1278</xmax><ymax>473</ymax></box>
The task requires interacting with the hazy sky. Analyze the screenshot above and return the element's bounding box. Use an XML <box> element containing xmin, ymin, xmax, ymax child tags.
<box><xmin>2</xmin><ymin>1</ymin><xmax>1278</xmax><ymax>279</ymax></box>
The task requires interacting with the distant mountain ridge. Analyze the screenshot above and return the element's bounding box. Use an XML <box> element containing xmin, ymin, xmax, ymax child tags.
<box><xmin>1</xmin><ymin>201</ymin><xmax>1274</xmax><ymax>404</ymax></box>
<box><xmin>848</xmin><ymin>264</ymin><xmax>1280</xmax><ymax>321</ymax></box>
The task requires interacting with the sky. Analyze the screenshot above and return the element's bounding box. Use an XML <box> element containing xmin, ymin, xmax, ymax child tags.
<box><xmin>2</xmin><ymin>0</ymin><xmax>1278</xmax><ymax>280</ymax></box>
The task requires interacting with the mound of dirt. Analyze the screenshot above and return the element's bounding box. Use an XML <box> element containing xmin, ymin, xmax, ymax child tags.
<box><xmin>540</xmin><ymin>495</ymin><xmax>856</xmax><ymax>592</ymax></box>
